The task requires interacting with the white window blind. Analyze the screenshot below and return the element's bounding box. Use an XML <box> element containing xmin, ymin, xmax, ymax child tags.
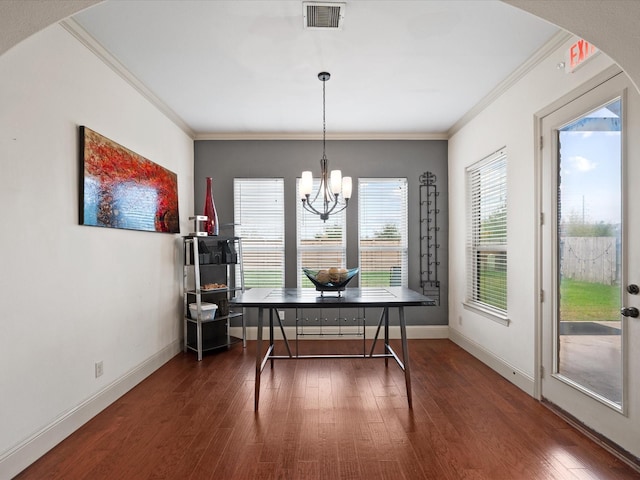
<box><xmin>466</xmin><ymin>150</ymin><xmax>507</xmax><ymax>315</ymax></box>
<box><xmin>234</xmin><ymin>178</ymin><xmax>285</xmax><ymax>288</ymax></box>
<box><xmin>358</xmin><ymin>178</ymin><xmax>408</xmax><ymax>287</ymax></box>
<box><xmin>296</xmin><ymin>178</ymin><xmax>346</xmax><ymax>287</ymax></box>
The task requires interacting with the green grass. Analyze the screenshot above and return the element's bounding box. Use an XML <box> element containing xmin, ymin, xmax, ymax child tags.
<box><xmin>361</xmin><ymin>271</ymin><xmax>391</xmax><ymax>286</ymax></box>
<box><xmin>478</xmin><ymin>268</ymin><xmax>507</xmax><ymax>311</ymax></box>
<box><xmin>560</xmin><ymin>278</ymin><xmax>620</xmax><ymax>322</ymax></box>
<box><xmin>473</xmin><ymin>270</ymin><xmax>619</xmax><ymax>321</ymax></box>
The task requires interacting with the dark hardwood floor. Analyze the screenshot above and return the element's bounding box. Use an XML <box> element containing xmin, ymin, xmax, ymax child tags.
<box><xmin>15</xmin><ymin>340</ymin><xmax>640</xmax><ymax>479</ymax></box>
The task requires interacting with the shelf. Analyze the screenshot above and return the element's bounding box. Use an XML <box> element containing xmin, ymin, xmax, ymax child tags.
<box><xmin>183</xmin><ymin>235</ymin><xmax>240</xmax><ymax>241</ymax></box>
<box><xmin>183</xmin><ymin>263</ymin><xmax>237</xmax><ymax>268</ymax></box>
<box><xmin>186</xmin><ymin>287</ymin><xmax>244</xmax><ymax>295</ymax></box>
<box><xmin>195</xmin><ymin>263</ymin><xmax>238</xmax><ymax>268</ymax></box>
<box><xmin>185</xmin><ymin>335</ymin><xmax>242</xmax><ymax>353</ymax></box>
<box><xmin>199</xmin><ymin>288</ymin><xmax>229</xmax><ymax>294</ymax></box>
<box><xmin>182</xmin><ymin>235</ymin><xmax>245</xmax><ymax>360</ymax></box>
<box><xmin>185</xmin><ymin>312</ymin><xmax>243</xmax><ymax>324</ymax></box>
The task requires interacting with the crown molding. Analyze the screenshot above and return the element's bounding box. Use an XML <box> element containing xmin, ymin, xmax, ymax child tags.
<box><xmin>61</xmin><ymin>17</ymin><xmax>569</xmax><ymax>143</ymax></box>
<box><xmin>59</xmin><ymin>18</ymin><xmax>446</xmax><ymax>143</ymax></box>
<box><xmin>448</xmin><ymin>30</ymin><xmax>572</xmax><ymax>137</ymax></box>
<box><xmin>60</xmin><ymin>18</ymin><xmax>196</xmax><ymax>139</ymax></box>
<box><xmin>194</xmin><ymin>132</ymin><xmax>448</xmax><ymax>141</ymax></box>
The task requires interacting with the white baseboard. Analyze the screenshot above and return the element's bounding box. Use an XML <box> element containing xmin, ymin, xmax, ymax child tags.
<box><xmin>0</xmin><ymin>340</ymin><xmax>181</xmax><ymax>480</ymax></box>
<box><xmin>448</xmin><ymin>328</ymin><xmax>535</xmax><ymax>396</ymax></box>
<box><xmin>230</xmin><ymin>324</ymin><xmax>450</xmax><ymax>341</ymax></box>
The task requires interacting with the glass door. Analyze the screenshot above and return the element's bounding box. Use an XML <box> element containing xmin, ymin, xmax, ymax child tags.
<box><xmin>540</xmin><ymin>72</ymin><xmax>640</xmax><ymax>458</ymax></box>
<box><xmin>556</xmin><ymin>96</ymin><xmax>623</xmax><ymax>405</ymax></box>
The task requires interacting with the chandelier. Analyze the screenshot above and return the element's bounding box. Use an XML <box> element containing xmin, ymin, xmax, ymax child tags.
<box><xmin>300</xmin><ymin>72</ymin><xmax>352</xmax><ymax>222</ymax></box>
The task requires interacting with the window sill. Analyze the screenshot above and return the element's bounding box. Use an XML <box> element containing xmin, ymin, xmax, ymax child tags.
<box><xmin>463</xmin><ymin>302</ymin><xmax>510</xmax><ymax>326</ymax></box>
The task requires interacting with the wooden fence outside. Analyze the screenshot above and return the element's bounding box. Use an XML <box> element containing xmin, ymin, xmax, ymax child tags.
<box><xmin>560</xmin><ymin>236</ymin><xmax>619</xmax><ymax>285</ymax></box>
<box><xmin>298</xmin><ymin>239</ymin><xmax>403</xmax><ymax>269</ymax></box>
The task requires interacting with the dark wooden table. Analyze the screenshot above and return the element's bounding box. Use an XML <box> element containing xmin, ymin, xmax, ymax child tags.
<box><xmin>230</xmin><ymin>287</ymin><xmax>435</xmax><ymax>410</ymax></box>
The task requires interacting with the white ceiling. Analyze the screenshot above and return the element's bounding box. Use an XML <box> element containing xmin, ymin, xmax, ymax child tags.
<box><xmin>70</xmin><ymin>0</ymin><xmax>559</xmax><ymax>138</ymax></box>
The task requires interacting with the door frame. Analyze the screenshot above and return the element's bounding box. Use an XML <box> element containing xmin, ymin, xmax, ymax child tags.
<box><xmin>533</xmin><ymin>64</ymin><xmax>623</xmax><ymax>401</ymax></box>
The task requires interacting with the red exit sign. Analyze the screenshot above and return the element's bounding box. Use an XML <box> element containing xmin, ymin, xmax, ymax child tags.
<box><xmin>565</xmin><ymin>38</ymin><xmax>598</xmax><ymax>73</ymax></box>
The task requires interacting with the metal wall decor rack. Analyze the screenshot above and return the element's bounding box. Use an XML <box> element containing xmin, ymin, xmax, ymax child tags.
<box><xmin>419</xmin><ymin>171</ymin><xmax>441</xmax><ymax>305</ymax></box>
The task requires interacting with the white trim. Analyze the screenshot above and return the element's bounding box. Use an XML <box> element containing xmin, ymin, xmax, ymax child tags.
<box><xmin>0</xmin><ymin>340</ymin><xmax>181</xmax><ymax>480</ymax></box>
<box><xmin>449</xmin><ymin>328</ymin><xmax>535</xmax><ymax>396</ymax></box>
<box><xmin>463</xmin><ymin>301</ymin><xmax>510</xmax><ymax>326</ymax></box>
<box><xmin>534</xmin><ymin>65</ymin><xmax>623</xmax><ymax>119</ymax></box>
<box><xmin>59</xmin><ymin>18</ymin><xmax>196</xmax><ymax>139</ymax></box>
<box><xmin>194</xmin><ymin>132</ymin><xmax>449</xmax><ymax>141</ymax></box>
<box><xmin>534</xmin><ymin>103</ymin><xmax>543</xmax><ymax>400</ymax></box>
<box><xmin>448</xmin><ymin>30</ymin><xmax>572</xmax><ymax>137</ymax></box>
<box><xmin>231</xmin><ymin>324</ymin><xmax>449</xmax><ymax>341</ymax></box>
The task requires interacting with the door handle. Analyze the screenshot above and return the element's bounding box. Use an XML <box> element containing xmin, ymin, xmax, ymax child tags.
<box><xmin>627</xmin><ymin>284</ymin><xmax>639</xmax><ymax>294</ymax></box>
<box><xmin>621</xmin><ymin>307</ymin><xmax>639</xmax><ymax>318</ymax></box>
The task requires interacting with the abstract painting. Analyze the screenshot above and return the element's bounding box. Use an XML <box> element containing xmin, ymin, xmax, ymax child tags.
<box><xmin>79</xmin><ymin>126</ymin><xmax>180</xmax><ymax>233</ymax></box>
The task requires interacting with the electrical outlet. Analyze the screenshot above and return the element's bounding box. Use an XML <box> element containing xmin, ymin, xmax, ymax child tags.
<box><xmin>95</xmin><ymin>361</ymin><xmax>103</xmax><ymax>378</ymax></box>
<box><xmin>278</xmin><ymin>310</ymin><xmax>285</xmax><ymax>320</ymax></box>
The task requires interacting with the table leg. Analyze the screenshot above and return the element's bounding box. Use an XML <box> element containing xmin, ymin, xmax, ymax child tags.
<box><xmin>275</xmin><ymin>309</ymin><xmax>292</xmax><ymax>357</ymax></box>
<box><xmin>269</xmin><ymin>309</ymin><xmax>274</xmax><ymax>369</ymax></box>
<box><xmin>362</xmin><ymin>307</ymin><xmax>366</xmax><ymax>357</ymax></box>
<box><xmin>255</xmin><ymin>306</ymin><xmax>264</xmax><ymax>411</ymax></box>
<box><xmin>242</xmin><ymin>306</ymin><xmax>247</xmax><ymax>348</ymax></box>
<box><xmin>384</xmin><ymin>307</ymin><xmax>390</xmax><ymax>367</ymax></box>
<box><xmin>295</xmin><ymin>308</ymin><xmax>299</xmax><ymax>357</ymax></box>
<box><xmin>368</xmin><ymin>308</ymin><xmax>386</xmax><ymax>357</ymax></box>
<box><xmin>398</xmin><ymin>306</ymin><xmax>412</xmax><ymax>408</ymax></box>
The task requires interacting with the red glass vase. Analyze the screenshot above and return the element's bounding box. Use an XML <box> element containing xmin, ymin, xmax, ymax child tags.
<box><xmin>203</xmin><ymin>177</ymin><xmax>219</xmax><ymax>236</ymax></box>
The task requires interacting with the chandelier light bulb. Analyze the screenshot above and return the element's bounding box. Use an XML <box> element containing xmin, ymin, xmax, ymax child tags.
<box><xmin>300</xmin><ymin>171</ymin><xmax>313</xmax><ymax>197</ymax></box>
<box><xmin>342</xmin><ymin>176</ymin><xmax>352</xmax><ymax>199</ymax></box>
<box><xmin>330</xmin><ymin>170</ymin><xmax>342</xmax><ymax>195</ymax></box>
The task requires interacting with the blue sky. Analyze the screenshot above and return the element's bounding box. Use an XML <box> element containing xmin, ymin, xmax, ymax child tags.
<box><xmin>559</xmin><ymin>101</ymin><xmax>621</xmax><ymax>226</ymax></box>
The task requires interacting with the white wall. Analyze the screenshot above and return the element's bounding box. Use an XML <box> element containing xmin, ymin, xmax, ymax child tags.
<box><xmin>0</xmin><ymin>23</ymin><xmax>193</xmax><ymax>477</ymax></box>
<box><xmin>448</xmin><ymin>38</ymin><xmax>617</xmax><ymax>393</ymax></box>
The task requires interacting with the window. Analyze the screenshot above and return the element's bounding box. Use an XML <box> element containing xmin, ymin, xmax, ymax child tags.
<box><xmin>358</xmin><ymin>178</ymin><xmax>408</xmax><ymax>287</ymax></box>
<box><xmin>296</xmin><ymin>178</ymin><xmax>346</xmax><ymax>287</ymax></box>
<box><xmin>234</xmin><ymin>178</ymin><xmax>285</xmax><ymax>288</ymax></box>
<box><xmin>466</xmin><ymin>149</ymin><xmax>507</xmax><ymax>318</ymax></box>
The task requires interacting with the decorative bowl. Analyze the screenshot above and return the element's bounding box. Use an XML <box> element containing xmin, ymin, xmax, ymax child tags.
<box><xmin>303</xmin><ymin>267</ymin><xmax>359</xmax><ymax>294</ymax></box>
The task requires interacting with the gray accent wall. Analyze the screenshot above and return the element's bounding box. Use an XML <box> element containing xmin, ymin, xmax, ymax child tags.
<box><xmin>194</xmin><ymin>140</ymin><xmax>448</xmax><ymax>326</ymax></box>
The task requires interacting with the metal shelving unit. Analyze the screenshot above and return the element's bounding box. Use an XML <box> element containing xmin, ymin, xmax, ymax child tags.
<box><xmin>182</xmin><ymin>235</ymin><xmax>245</xmax><ymax>361</ymax></box>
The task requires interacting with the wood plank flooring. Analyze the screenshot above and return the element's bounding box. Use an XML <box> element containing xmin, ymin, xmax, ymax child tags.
<box><xmin>14</xmin><ymin>340</ymin><xmax>640</xmax><ymax>479</ymax></box>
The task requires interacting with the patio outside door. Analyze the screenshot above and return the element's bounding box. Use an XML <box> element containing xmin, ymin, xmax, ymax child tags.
<box><xmin>540</xmin><ymin>72</ymin><xmax>640</xmax><ymax>459</ymax></box>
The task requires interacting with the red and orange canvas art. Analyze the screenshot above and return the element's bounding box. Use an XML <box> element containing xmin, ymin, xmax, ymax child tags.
<box><xmin>80</xmin><ymin>126</ymin><xmax>180</xmax><ymax>233</ymax></box>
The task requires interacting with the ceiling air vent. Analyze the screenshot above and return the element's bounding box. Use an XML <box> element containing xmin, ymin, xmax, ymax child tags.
<box><xmin>303</xmin><ymin>2</ymin><xmax>346</xmax><ymax>30</ymax></box>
